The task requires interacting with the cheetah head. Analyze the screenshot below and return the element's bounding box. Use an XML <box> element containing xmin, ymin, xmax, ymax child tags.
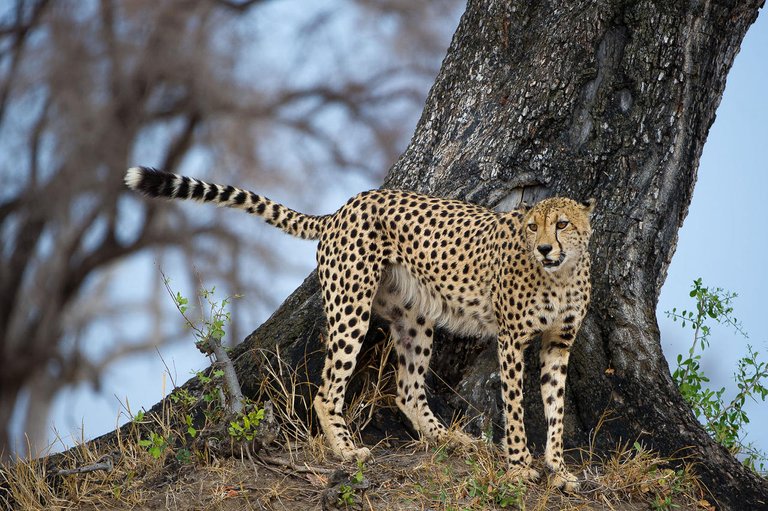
<box><xmin>522</xmin><ymin>197</ymin><xmax>595</xmax><ymax>273</ymax></box>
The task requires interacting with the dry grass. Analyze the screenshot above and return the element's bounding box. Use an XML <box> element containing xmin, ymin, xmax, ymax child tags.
<box><xmin>1</xmin><ymin>434</ymin><xmax>710</xmax><ymax>510</ymax></box>
<box><xmin>344</xmin><ymin>336</ymin><xmax>398</xmax><ymax>435</ymax></box>
<box><xmin>1</xmin><ymin>345</ymin><xmax>713</xmax><ymax>511</ymax></box>
<box><xmin>360</xmin><ymin>435</ymin><xmax>708</xmax><ymax>511</ymax></box>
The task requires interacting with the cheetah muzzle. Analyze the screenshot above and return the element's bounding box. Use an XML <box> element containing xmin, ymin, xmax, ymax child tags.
<box><xmin>541</xmin><ymin>254</ymin><xmax>565</xmax><ymax>269</ymax></box>
<box><xmin>125</xmin><ymin>167</ymin><xmax>595</xmax><ymax>491</ymax></box>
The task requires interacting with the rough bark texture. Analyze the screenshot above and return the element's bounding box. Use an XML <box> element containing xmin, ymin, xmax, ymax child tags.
<box><xmin>162</xmin><ymin>1</ymin><xmax>768</xmax><ymax>509</ymax></box>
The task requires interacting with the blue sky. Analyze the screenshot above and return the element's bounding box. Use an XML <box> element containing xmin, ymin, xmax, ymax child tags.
<box><xmin>45</xmin><ymin>7</ymin><xmax>767</xmax><ymax>461</ymax></box>
<box><xmin>657</xmin><ymin>10</ymin><xmax>768</xmax><ymax>455</ymax></box>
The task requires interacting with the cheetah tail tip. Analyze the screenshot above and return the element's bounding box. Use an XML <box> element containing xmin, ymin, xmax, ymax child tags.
<box><xmin>124</xmin><ymin>166</ymin><xmax>149</xmax><ymax>191</ymax></box>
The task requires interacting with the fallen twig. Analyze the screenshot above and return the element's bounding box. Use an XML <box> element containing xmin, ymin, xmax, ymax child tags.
<box><xmin>55</xmin><ymin>454</ymin><xmax>116</xmax><ymax>476</ymax></box>
<box><xmin>258</xmin><ymin>454</ymin><xmax>337</xmax><ymax>475</ymax></box>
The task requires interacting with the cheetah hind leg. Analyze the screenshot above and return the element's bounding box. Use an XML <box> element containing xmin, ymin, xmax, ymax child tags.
<box><xmin>314</xmin><ymin>351</ymin><xmax>372</xmax><ymax>462</ymax></box>
<box><xmin>389</xmin><ymin>315</ymin><xmax>473</xmax><ymax>449</ymax></box>
<box><xmin>314</xmin><ymin>270</ymin><xmax>379</xmax><ymax>462</ymax></box>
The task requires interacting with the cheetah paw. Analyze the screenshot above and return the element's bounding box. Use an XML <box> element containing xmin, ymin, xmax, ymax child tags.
<box><xmin>548</xmin><ymin>469</ymin><xmax>579</xmax><ymax>492</ymax></box>
<box><xmin>508</xmin><ymin>465</ymin><xmax>541</xmax><ymax>483</ymax></box>
<box><xmin>337</xmin><ymin>446</ymin><xmax>371</xmax><ymax>463</ymax></box>
<box><xmin>443</xmin><ymin>429</ymin><xmax>475</xmax><ymax>448</ymax></box>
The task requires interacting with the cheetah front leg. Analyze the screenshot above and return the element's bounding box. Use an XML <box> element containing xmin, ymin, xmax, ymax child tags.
<box><xmin>497</xmin><ymin>327</ymin><xmax>540</xmax><ymax>482</ymax></box>
<box><xmin>539</xmin><ymin>332</ymin><xmax>578</xmax><ymax>491</ymax></box>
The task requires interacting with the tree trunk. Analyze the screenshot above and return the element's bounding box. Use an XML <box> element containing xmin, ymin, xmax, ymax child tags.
<box><xmin>194</xmin><ymin>0</ymin><xmax>766</xmax><ymax>509</ymax></box>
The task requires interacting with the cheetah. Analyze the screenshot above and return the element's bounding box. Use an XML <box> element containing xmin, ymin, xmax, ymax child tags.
<box><xmin>125</xmin><ymin>166</ymin><xmax>594</xmax><ymax>490</ymax></box>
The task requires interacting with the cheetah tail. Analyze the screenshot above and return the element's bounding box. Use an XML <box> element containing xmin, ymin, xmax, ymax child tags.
<box><xmin>124</xmin><ymin>166</ymin><xmax>329</xmax><ymax>240</ymax></box>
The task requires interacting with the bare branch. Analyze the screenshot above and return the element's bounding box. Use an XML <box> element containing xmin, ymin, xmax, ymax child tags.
<box><xmin>0</xmin><ymin>0</ymin><xmax>51</xmax><ymax>122</ymax></box>
<box><xmin>208</xmin><ymin>0</ymin><xmax>273</xmax><ymax>12</ymax></box>
<box><xmin>55</xmin><ymin>454</ymin><xmax>116</xmax><ymax>476</ymax></box>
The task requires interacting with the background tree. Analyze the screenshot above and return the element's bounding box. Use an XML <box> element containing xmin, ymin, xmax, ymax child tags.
<box><xmin>0</xmin><ymin>0</ymin><xmax>461</xmax><ymax>460</ymax></box>
<box><xmin>225</xmin><ymin>0</ymin><xmax>767</xmax><ymax>509</ymax></box>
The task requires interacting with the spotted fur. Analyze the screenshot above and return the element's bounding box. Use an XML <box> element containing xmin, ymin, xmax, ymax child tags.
<box><xmin>125</xmin><ymin>166</ymin><xmax>594</xmax><ymax>490</ymax></box>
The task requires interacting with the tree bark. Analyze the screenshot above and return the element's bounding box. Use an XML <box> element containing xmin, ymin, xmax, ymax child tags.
<box><xmin>158</xmin><ymin>0</ymin><xmax>768</xmax><ymax>509</ymax></box>
<box><xmin>234</xmin><ymin>0</ymin><xmax>768</xmax><ymax>508</ymax></box>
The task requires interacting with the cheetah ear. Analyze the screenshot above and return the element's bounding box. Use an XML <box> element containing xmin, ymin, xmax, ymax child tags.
<box><xmin>519</xmin><ymin>201</ymin><xmax>531</xmax><ymax>212</ymax></box>
<box><xmin>581</xmin><ymin>198</ymin><xmax>596</xmax><ymax>217</ymax></box>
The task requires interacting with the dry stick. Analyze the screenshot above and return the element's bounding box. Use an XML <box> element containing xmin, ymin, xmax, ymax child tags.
<box><xmin>209</xmin><ymin>339</ymin><xmax>245</xmax><ymax>415</ymax></box>
<box><xmin>258</xmin><ymin>454</ymin><xmax>336</xmax><ymax>475</ymax></box>
<box><xmin>55</xmin><ymin>454</ymin><xmax>115</xmax><ymax>476</ymax></box>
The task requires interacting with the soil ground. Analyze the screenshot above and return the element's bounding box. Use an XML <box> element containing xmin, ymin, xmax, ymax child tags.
<box><xmin>41</xmin><ymin>442</ymin><xmax>709</xmax><ymax>511</ymax></box>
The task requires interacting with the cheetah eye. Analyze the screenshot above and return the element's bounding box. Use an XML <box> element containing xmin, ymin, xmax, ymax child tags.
<box><xmin>556</xmin><ymin>221</ymin><xmax>569</xmax><ymax>230</ymax></box>
<box><xmin>527</xmin><ymin>223</ymin><xmax>538</xmax><ymax>232</ymax></box>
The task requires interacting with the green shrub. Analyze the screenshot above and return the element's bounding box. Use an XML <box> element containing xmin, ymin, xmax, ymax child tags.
<box><xmin>667</xmin><ymin>278</ymin><xmax>767</xmax><ymax>474</ymax></box>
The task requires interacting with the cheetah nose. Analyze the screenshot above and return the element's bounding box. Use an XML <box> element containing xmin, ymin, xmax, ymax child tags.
<box><xmin>537</xmin><ymin>244</ymin><xmax>553</xmax><ymax>256</ymax></box>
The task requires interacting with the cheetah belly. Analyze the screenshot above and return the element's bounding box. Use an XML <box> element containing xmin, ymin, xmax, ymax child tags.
<box><xmin>377</xmin><ymin>265</ymin><xmax>498</xmax><ymax>338</ymax></box>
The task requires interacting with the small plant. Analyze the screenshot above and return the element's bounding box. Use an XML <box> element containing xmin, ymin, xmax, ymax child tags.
<box><xmin>433</xmin><ymin>445</ymin><xmax>448</xmax><ymax>464</ymax></box>
<box><xmin>184</xmin><ymin>414</ymin><xmax>198</xmax><ymax>438</ymax></box>
<box><xmin>197</xmin><ymin>368</ymin><xmax>226</xmax><ymax>405</ymax></box>
<box><xmin>163</xmin><ymin>275</ymin><xmax>245</xmax><ymax>415</ymax></box>
<box><xmin>351</xmin><ymin>459</ymin><xmax>365</xmax><ymax>485</ymax></box>
<box><xmin>338</xmin><ymin>483</ymin><xmax>356</xmax><ymax>506</ymax></box>
<box><xmin>461</xmin><ymin>455</ymin><xmax>526</xmax><ymax>509</ymax></box>
<box><xmin>175</xmin><ymin>447</ymin><xmax>192</xmax><ymax>464</ymax></box>
<box><xmin>469</xmin><ymin>469</ymin><xmax>525</xmax><ymax>508</ymax></box>
<box><xmin>646</xmin><ymin>459</ymin><xmax>689</xmax><ymax>511</ymax></box>
<box><xmin>493</xmin><ymin>478</ymin><xmax>525</xmax><ymax>508</ymax></box>
<box><xmin>338</xmin><ymin>460</ymin><xmax>366</xmax><ymax>507</ymax></box>
<box><xmin>666</xmin><ymin>278</ymin><xmax>768</xmax><ymax>473</ymax></box>
<box><xmin>651</xmin><ymin>494</ymin><xmax>680</xmax><ymax>511</ymax></box>
<box><xmin>138</xmin><ymin>431</ymin><xmax>169</xmax><ymax>459</ymax></box>
<box><xmin>227</xmin><ymin>407</ymin><xmax>266</xmax><ymax>442</ymax></box>
<box><xmin>169</xmin><ymin>387</ymin><xmax>197</xmax><ymax>408</ymax></box>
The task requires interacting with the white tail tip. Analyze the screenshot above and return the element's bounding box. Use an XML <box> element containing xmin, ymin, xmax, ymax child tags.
<box><xmin>124</xmin><ymin>167</ymin><xmax>145</xmax><ymax>190</ymax></box>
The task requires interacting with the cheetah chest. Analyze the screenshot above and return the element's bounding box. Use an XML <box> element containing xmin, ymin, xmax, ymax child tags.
<box><xmin>516</xmin><ymin>283</ymin><xmax>587</xmax><ymax>339</ymax></box>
